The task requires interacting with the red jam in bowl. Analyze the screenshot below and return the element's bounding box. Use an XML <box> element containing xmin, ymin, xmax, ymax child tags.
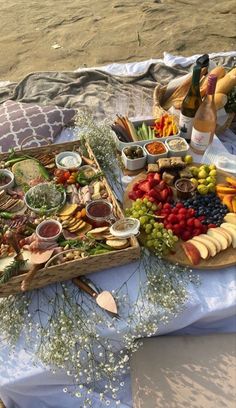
<box><xmin>86</xmin><ymin>200</ymin><xmax>113</xmax><ymax>227</ymax></box>
<box><xmin>37</xmin><ymin>220</ymin><xmax>62</xmax><ymax>240</ymax></box>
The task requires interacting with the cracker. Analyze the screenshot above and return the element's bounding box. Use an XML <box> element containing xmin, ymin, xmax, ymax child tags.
<box><xmin>106</xmin><ymin>239</ymin><xmax>129</xmax><ymax>249</ymax></box>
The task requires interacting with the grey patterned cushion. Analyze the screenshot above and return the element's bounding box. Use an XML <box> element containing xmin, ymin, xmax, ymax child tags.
<box><xmin>0</xmin><ymin>100</ymin><xmax>76</xmax><ymax>152</ymax></box>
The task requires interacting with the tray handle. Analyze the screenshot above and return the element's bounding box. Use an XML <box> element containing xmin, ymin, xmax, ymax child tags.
<box><xmin>20</xmin><ymin>135</ymin><xmax>52</xmax><ymax>151</ymax></box>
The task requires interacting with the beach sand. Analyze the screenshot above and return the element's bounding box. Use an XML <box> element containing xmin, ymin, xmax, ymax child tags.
<box><xmin>0</xmin><ymin>0</ymin><xmax>235</xmax><ymax>81</ymax></box>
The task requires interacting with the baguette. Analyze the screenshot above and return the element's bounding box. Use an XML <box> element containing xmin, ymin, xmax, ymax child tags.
<box><xmin>215</xmin><ymin>69</ymin><xmax>236</xmax><ymax>94</ymax></box>
<box><xmin>214</xmin><ymin>93</ymin><xmax>228</xmax><ymax>110</ymax></box>
<box><xmin>200</xmin><ymin>66</ymin><xmax>226</xmax><ymax>97</ymax></box>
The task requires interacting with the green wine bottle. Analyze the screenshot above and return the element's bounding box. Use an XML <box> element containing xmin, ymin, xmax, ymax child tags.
<box><xmin>179</xmin><ymin>64</ymin><xmax>202</xmax><ymax>141</ymax></box>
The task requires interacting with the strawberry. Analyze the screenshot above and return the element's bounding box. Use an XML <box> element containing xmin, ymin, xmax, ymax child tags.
<box><xmin>148</xmin><ymin>189</ymin><xmax>161</xmax><ymax>201</ymax></box>
<box><xmin>128</xmin><ymin>192</ymin><xmax>138</xmax><ymax>200</ymax></box>
<box><xmin>135</xmin><ymin>189</ymin><xmax>145</xmax><ymax>198</ymax></box>
<box><xmin>133</xmin><ymin>182</ymin><xmax>141</xmax><ymax>191</ymax></box>
<box><xmin>147</xmin><ymin>173</ymin><xmax>155</xmax><ymax>180</ymax></box>
<box><xmin>139</xmin><ymin>180</ymin><xmax>152</xmax><ymax>193</ymax></box>
<box><xmin>158</xmin><ymin>180</ymin><xmax>167</xmax><ymax>191</ymax></box>
<box><xmin>160</xmin><ymin>189</ymin><xmax>169</xmax><ymax>202</ymax></box>
<box><xmin>153</xmin><ymin>173</ymin><xmax>161</xmax><ymax>182</ymax></box>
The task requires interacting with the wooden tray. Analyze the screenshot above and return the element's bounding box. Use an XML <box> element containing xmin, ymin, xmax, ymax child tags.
<box><xmin>0</xmin><ymin>141</ymin><xmax>140</xmax><ymax>297</ymax></box>
<box><xmin>123</xmin><ymin>167</ymin><xmax>236</xmax><ymax>270</ymax></box>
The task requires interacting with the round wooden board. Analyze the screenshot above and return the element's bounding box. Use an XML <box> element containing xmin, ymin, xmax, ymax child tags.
<box><xmin>123</xmin><ymin>165</ymin><xmax>236</xmax><ymax>270</ymax></box>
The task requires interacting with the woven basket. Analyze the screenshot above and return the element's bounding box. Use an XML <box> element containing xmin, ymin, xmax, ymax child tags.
<box><xmin>0</xmin><ymin>140</ymin><xmax>140</xmax><ymax>297</ymax></box>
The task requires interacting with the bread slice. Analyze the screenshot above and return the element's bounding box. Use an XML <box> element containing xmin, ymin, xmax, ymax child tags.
<box><xmin>12</xmin><ymin>159</ymin><xmax>44</xmax><ymax>185</ymax></box>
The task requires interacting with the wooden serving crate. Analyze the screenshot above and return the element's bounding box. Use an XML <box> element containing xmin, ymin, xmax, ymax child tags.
<box><xmin>0</xmin><ymin>140</ymin><xmax>140</xmax><ymax>297</ymax></box>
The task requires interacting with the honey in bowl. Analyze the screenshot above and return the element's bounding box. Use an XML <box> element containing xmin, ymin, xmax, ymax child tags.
<box><xmin>86</xmin><ymin>199</ymin><xmax>114</xmax><ymax>227</ymax></box>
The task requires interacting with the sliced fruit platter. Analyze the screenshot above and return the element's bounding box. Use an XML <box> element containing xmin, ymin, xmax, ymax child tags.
<box><xmin>0</xmin><ymin>141</ymin><xmax>139</xmax><ymax>297</ymax></box>
<box><xmin>124</xmin><ymin>156</ymin><xmax>236</xmax><ymax>269</ymax></box>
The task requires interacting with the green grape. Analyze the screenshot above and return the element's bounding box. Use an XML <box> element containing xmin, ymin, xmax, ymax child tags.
<box><xmin>132</xmin><ymin>211</ymin><xmax>139</xmax><ymax>218</ymax></box>
<box><xmin>156</xmin><ymin>231</ymin><xmax>162</xmax><ymax>238</ymax></box>
<box><xmin>143</xmin><ymin>198</ymin><xmax>148</xmax><ymax>204</ymax></box>
<box><xmin>146</xmin><ymin>201</ymin><xmax>152</xmax><ymax>208</ymax></box>
<box><xmin>136</xmin><ymin>199</ymin><xmax>142</xmax><ymax>205</ymax></box>
<box><xmin>151</xmin><ymin>204</ymin><xmax>158</xmax><ymax>211</ymax></box>
<box><xmin>146</xmin><ymin>240</ymin><xmax>153</xmax><ymax>248</ymax></box>
<box><xmin>150</xmin><ymin>219</ymin><xmax>155</xmax><ymax>225</ymax></box>
<box><xmin>145</xmin><ymin>225</ymin><xmax>153</xmax><ymax>234</ymax></box>
<box><xmin>140</xmin><ymin>216</ymin><xmax>149</xmax><ymax>225</ymax></box>
<box><xmin>138</xmin><ymin>210</ymin><xmax>145</xmax><ymax>216</ymax></box>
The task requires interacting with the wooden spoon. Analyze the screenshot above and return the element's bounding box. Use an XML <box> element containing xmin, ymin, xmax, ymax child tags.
<box><xmin>73</xmin><ymin>277</ymin><xmax>118</xmax><ymax>315</ymax></box>
<box><xmin>21</xmin><ymin>249</ymin><xmax>54</xmax><ymax>292</ymax></box>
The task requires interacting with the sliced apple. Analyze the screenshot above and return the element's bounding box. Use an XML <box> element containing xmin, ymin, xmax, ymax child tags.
<box><xmin>221</xmin><ymin>222</ymin><xmax>236</xmax><ymax>231</ymax></box>
<box><xmin>224</xmin><ymin>213</ymin><xmax>236</xmax><ymax>225</ymax></box>
<box><xmin>201</xmin><ymin>234</ymin><xmax>222</xmax><ymax>253</ymax></box>
<box><xmin>187</xmin><ymin>239</ymin><xmax>209</xmax><ymax>260</ymax></box>
<box><xmin>182</xmin><ymin>242</ymin><xmax>201</xmax><ymax>265</ymax></box>
<box><xmin>192</xmin><ymin>235</ymin><xmax>217</xmax><ymax>257</ymax></box>
<box><xmin>207</xmin><ymin>228</ymin><xmax>228</xmax><ymax>250</ymax></box>
<box><xmin>220</xmin><ymin>226</ymin><xmax>236</xmax><ymax>248</ymax></box>
<box><xmin>215</xmin><ymin>227</ymin><xmax>232</xmax><ymax>246</ymax></box>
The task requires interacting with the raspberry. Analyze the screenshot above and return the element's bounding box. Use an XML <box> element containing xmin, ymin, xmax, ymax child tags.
<box><xmin>187</xmin><ymin>218</ymin><xmax>195</xmax><ymax>227</ymax></box>
<box><xmin>179</xmin><ymin>220</ymin><xmax>186</xmax><ymax>228</ymax></box>
<box><xmin>181</xmin><ymin>230</ymin><xmax>192</xmax><ymax>241</ymax></box>
<box><xmin>168</xmin><ymin>214</ymin><xmax>179</xmax><ymax>224</ymax></box>
<box><xmin>175</xmin><ymin>202</ymin><xmax>184</xmax><ymax>209</ymax></box>
<box><xmin>194</xmin><ymin>219</ymin><xmax>202</xmax><ymax>228</ymax></box>
<box><xmin>187</xmin><ymin>208</ymin><xmax>196</xmax><ymax>217</ymax></box>
<box><xmin>178</xmin><ymin>207</ymin><xmax>187</xmax><ymax>215</ymax></box>
<box><xmin>163</xmin><ymin>203</ymin><xmax>172</xmax><ymax>210</ymax></box>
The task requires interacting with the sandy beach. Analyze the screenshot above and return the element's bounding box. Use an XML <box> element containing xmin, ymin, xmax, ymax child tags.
<box><xmin>0</xmin><ymin>0</ymin><xmax>235</xmax><ymax>81</ymax></box>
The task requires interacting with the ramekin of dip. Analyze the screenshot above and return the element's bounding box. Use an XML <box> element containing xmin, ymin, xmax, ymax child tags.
<box><xmin>55</xmin><ymin>151</ymin><xmax>82</xmax><ymax>170</ymax></box>
<box><xmin>165</xmin><ymin>137</ymin><xmax>189</xmax><ymax>157</ymax></box>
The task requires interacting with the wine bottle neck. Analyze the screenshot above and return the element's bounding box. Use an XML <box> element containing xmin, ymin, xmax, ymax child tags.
<box><xmin>206</xmin><ymin>74</ymin><xmax>217</xmax><ymax>95</ymax></box>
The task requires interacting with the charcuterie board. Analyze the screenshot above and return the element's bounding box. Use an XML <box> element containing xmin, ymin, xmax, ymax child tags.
<box><xmin>0</xmin><ymin>139</ymin><xmax>140</xmax><ymax>297</ymax></box>
<box><xmin>123</xmin><ymin>164</ymin><xmax>236</xmax><ymax>270</ymax></box>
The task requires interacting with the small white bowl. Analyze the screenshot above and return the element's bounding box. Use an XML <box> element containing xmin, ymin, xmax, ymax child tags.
<box><xmin>36</xmin><ymin>219</ymin><xmax>62</xmax><ymax>241</ymax></box>
<box><xmin>78</xmin><ymin>165</ymin><xmax>97</xmax><ymax>178</ymax></box>
<box><xmin>165</xmin><ymin>137</ymin><xmax>189</xmax><ymax>157</ymax></box>
<box><xmin>144</xmin><ymin>141</ymin><xmax>168</xmax><ymax>164</ymax></box>
<box><xmin>0</xmin><ymin>169</ymin><xmax>14</xmax><ymax>191</ymax></box>
<box><xmin>55</xmin><ymin>151</ymin><xmax>82</xmax><ymax>170</ymax></box>
<box><xmin>122</xmin><ymin>146</ymin><xmax>146</xmax><ymax>171</ymax></box>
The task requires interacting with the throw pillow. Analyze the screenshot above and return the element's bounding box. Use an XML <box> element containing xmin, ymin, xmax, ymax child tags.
<box><xmin>0</xmin><ymin>100</ymin><xmax>76</xmax><ymax>152</ymax></box>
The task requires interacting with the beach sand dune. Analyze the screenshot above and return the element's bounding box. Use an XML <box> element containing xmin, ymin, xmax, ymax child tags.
<box><xmin>0</xmin><ymin>0</ymin><xmax>235</xmax><ymax>81</ymax></box>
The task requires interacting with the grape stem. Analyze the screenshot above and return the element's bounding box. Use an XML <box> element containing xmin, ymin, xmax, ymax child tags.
<box><xmin>144</xmin><ymin>213</ymin><xmax>165</xmax><ymax>219</ymax></box>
